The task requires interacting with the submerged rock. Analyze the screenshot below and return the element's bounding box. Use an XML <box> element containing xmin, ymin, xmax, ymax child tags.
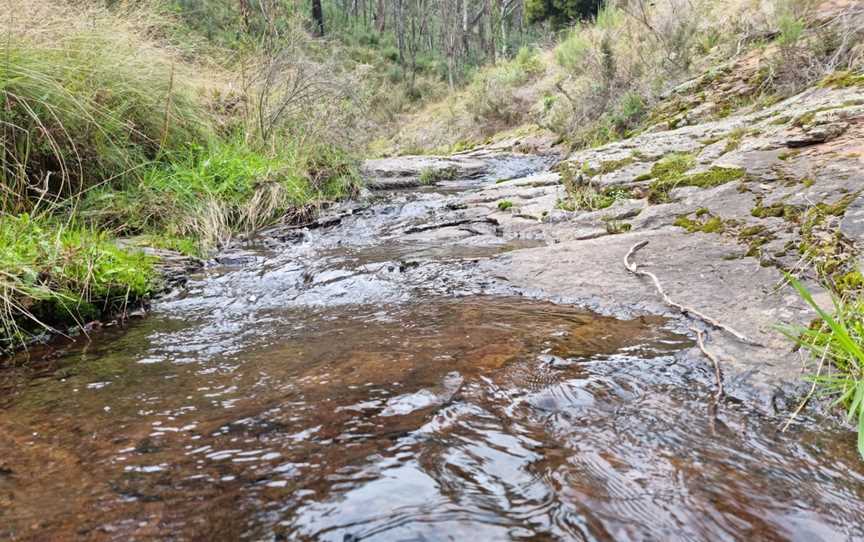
<box><xmin>380</xmin><ymin>371</ymin><xmax>464</xmax><ymax>416</ymax></box>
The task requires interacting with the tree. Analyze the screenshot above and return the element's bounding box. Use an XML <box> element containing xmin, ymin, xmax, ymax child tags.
<box><xmin>525</xmin><ymin>0</ymin><xmax>603</xmax><ymax>27</ymax></box>
<box><xmin>312</xmin><ymin>0</ymin><xmax>325</xmax><ymax>35</ymax></box>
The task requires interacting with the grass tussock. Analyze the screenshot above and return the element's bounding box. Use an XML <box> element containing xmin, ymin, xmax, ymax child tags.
<box><xmin>557</xmin><ymin>161</ymin><xmax>632</xmax><ymax>212</ymax></box>
<box><xmin>0</xmin><ymin>11</ymin><xmax>211</xmax><ymax>213</ymax></box>
<box><xmin>785</xmin><ymin>277</ymin><xmax>864</xmax><ymax>460</ymax></box>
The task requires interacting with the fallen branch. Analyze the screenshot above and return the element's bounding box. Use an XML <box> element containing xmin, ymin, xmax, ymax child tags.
<box><xmin>690</xmin><ymin>326</ymin><xmax>725</xmax><ymax>404</ymax></box>
<box><xmin>623</xmin><ymin>240</ymin><xmax>763</xmax><ymax>346</ymax></box>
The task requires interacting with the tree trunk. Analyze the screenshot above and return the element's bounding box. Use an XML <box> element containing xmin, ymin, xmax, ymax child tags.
<box><xmin>461</xmin><ymin>0</ymin><xmax>470</xmax><ymax>57</ymax></box>
<box><xmin>447</xmin><ymin>55</ymin><xmax>454</xmax><ymax>89</ymax></box>
<box><xmin>375</xmin><ymin>0</ymin><xmax>386</xmax><ymax>32</ymax></box>
<box><xmin>311</xmin><ymin>0</ymin><xmax>325</xmax><ymax>35</ymax></box>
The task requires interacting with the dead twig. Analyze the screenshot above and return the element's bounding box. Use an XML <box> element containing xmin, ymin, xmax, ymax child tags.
<box><xmin>781</xmin><ymin>333</ymin><xmax>832</xmax><ymax>432</ymax></box>
<box><xmin>690</xmin><ymin>325</ymin><xmax>725</xmax><ymax>405</ymax></box>
<box><xmin>623</xmin><ymin>240</ymin><xmax>763</xmax><ymax>346</ymax></box>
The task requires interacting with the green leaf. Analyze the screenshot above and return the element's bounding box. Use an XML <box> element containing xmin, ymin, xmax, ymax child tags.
<box><xmin>852</xmin><ymin>382</ymin><xmax>864</xmax><ymax>422</ymax></box>
<box><xmin>789</xmin><ymin>276</ymin><xmax>864</xmax><ymax>363</ymax></box>
<box><xmin>859</xmin><ymin>409</ymin><xmax>864</xmax><ymax>460</ymax></box>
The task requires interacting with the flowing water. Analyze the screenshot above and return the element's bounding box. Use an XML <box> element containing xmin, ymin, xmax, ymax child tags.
<box><xmin>2</xmin><ymin>154</ymin><xmax>864</xmax><ymax>541</ymax></box>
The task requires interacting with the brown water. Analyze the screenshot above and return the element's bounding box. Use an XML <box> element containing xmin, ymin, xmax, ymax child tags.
<box><xmin>2</xmin><ymin>157</ymin><xmax>864</xmax><ymax>541</ymax></box>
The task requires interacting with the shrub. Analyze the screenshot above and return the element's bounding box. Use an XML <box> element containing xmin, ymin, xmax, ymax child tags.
<box><xmin>555</xmin><ymin>28</ymin><xmax>591</xmax><ymax>72</ymax></box>
<box><xmin>776</xmin><ymin>13</ymin><xmax>805</xmax><ymax>47</ymax></box>
<box><xmin>466</xmin><ymin>46</ymin><xmax>545</xmax><ymax>126</ymax></box>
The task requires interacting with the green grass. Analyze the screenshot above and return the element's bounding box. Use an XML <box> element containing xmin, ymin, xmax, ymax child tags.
<box><xmin>497</xmin><ymin>200</ymin><xmax>514</xmax><ymax>211</ymax></box>
<box><xmin>418</xmin><ymin>166</ymin><xmax>458</xmax><ymax>185</ymax></box>
<box><xmin>785</xmin><ymin>276</ymin><xmax>864</xmax><ymax>460</ymax></box>
<box><xmin>0</xmin><ymin>214</ymin><xmax>155</xmax><ymax>350</ymax></box>
<box><xmin>81</xmin><ymin>140</ymin><xmax>360</xmax><ymax>249</ymax></box>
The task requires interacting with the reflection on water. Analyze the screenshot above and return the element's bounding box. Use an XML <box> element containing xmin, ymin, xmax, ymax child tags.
<box><xmin>2</xmin><ymin>160</ymin><xmax>864</xmax><ymax>540</ymax></box>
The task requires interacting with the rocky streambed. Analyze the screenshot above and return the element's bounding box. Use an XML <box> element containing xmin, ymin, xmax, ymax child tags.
<box><xmin>2</xmin><ymin>82</ymin><xmax>864</xmax><ymax>540</ymax></box>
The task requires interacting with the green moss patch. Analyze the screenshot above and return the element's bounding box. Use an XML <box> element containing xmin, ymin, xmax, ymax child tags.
<box><xmin>674</xmin><ymin>213</ymin><xmax>725</xmax><ymax>234</ymax></box>
<box><xmin>738</xmin><ymin>224</ymin><xmax>776</xmax><ymax>258</ymax></box>
<box><xmin>751</xmin><ymin>197</ymin><xmax>802</xmax><ymax>221</ymax></box>
<box><xmin>647</xmin><ymin>157</ymin><xmax>745</xmax><ymax>204</ymax></box>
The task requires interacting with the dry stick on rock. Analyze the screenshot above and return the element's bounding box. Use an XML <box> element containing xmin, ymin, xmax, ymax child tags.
<box><xmin>623</xmin><ymin>240</ymin><xmax>763</xmax><ymax>347</ymax></box>
<box><xmin>690</xmin><ymin>326</ymin><xmax>725</xmax><ymax>404</ymax></box>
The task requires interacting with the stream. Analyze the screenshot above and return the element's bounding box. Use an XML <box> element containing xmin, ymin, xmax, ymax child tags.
<box><xmin>2</xmin><ymin>154</ymin><xmax>864</xmax><ymax>541</ymax></box>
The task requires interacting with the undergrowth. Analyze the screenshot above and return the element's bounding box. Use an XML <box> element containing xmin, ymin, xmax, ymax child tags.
<box><xmin>80</xmin><ymin>140</ymin><xmax>359</xmax><ymax>248</ymax></box>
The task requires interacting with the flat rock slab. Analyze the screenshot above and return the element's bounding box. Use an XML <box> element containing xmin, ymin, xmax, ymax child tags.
<box><xmin>481</xmin><ymin>228</ymin><xmax>816</xmax><ymax>409</ymax></box>
<box><xmin>362</xmin><ymin>155</ymin><xmax>488</xmax><ymax>189</ymax></box>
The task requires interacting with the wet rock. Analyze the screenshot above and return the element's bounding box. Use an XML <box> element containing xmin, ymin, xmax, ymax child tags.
<box><xmin>115</xmin><ymin>239</ymin><xmax>203</xmax><ymax>289</ymax></box>
<box><xmin>383</xmin><ymin>81</ymin><xmax>864</xmax><ymax>413</ymax></box>
<box><xmin>480</xmin><ymin>228</ymin><xmax>817</xmax><ymax>409</ymax></box>
<box><xmin>215</xmin><ymin>251</ymin><xmax>263</xmax><ymax>267</ymax></box>
<box><xmin>380</xmin><ymin>372</ymin><xmax>464</xmax><ymax>416</ymax></box>
<box><xmin>840</xmin><ymin>197</ymin><xmax>864</xmax><ymax>244</ymax></box>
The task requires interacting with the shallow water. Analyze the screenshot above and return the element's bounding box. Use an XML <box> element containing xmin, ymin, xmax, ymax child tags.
<box><xmin>2</xmin><ymin>157</ymin><xmax>864</xmax><ymax>541</ymax></box>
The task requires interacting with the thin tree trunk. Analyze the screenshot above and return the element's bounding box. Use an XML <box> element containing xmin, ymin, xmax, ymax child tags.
<box><xmin>311</xmin><ymin>0</ymin><xmax>325</xmax><ymax>35</ymax></box>
<box><xmin>461</xmin><ymin>0</ymin><xmax>470</xmax><ymax>57</ymax></box>
<box><xmin>375</xmin><ymin>0</ymin><xmax>386</xmax><ymax>32</ymax></box>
